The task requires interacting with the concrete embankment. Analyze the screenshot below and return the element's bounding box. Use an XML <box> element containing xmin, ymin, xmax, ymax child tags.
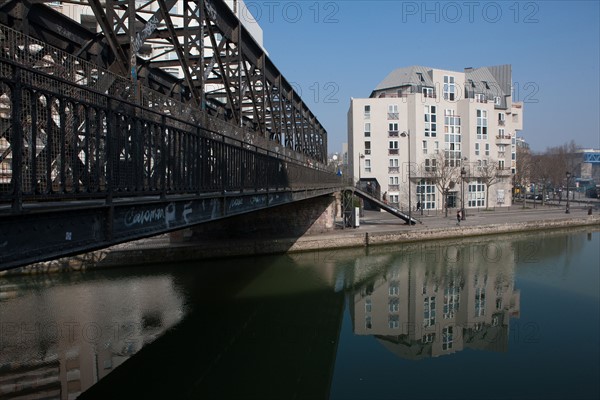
<box><xmin>3</xmin><ymin>208</ymin><xmax>600</xmax><ymax>276</ymax></box>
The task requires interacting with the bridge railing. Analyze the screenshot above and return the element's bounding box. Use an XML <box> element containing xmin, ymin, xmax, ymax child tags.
<box><xmin>0</xmin><ymin>58</ymin><xmax>340</xmax><ymax>213</ymax></box>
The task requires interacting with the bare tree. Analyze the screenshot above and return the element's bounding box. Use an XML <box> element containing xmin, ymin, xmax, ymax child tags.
<box><xmin>515</xmin><ymin>145</ymin><xmax>532</xmax><ymax>208</ymax></box>
<box><xmin>478</xmin><ymin>159</ymin><xmax>499</xmax><ymax>210</ymax></box>
<box><xmin>425</xmin><ymin>151</ymin><xmax>460</xmax><ymax>217</ymax></box>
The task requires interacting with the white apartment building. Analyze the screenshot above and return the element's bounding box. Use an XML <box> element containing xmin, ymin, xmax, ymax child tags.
<box><xmin>348</xmin><ymin>65</ymin><xmax>523</xmax><ymax>211</ymax></box>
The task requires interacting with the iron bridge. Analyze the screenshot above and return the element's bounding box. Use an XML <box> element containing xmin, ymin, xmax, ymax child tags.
<box><xmin>0</xmin><ymin>0</ymin><xmax>341</xmax><ymax>270</ymax></box>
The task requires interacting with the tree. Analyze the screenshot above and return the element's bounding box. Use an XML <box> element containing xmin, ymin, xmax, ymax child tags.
<box><xmin>425</xmin><ymin>151</ymin><xmax>460</xmax><ymax>217</ymax></box>
<box><xmin>478</xmin><ymin>159</ymin><xmax>499</xmax><ymax>210</ymax></box>
<box><xmin>515</xmin><ymin>145</ymin><xmax>532</xmax><ymax>208</ymax></box>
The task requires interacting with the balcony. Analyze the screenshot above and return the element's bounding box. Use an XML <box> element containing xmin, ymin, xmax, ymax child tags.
<box><xmin>388</xmin><ymin>167</ymin><xmax>399</xmax><ymax>174</ymax></box>
<box><xmin>498</xmin><ymin>119</ymin><xmax>506</xmax><ymax>126</ymax></box>
<box><xmin>388</xmin><ymin>131</ymin><xmax>399</xmax><ymax>137</ymax></box>
<box><xmin>388</xmin><ymin>149</ymin><xmax>399</xmax><ymax>155</ymax></box>
<box><xmin>495</xmin><ymin>134</ymin><xmax>512</xmax><ymax>144</ymax></box>
<box><xmin>388</xmin><ymin>184</ymin><xmax>400</xmax><ymax>191</ymax></box>
<box><xmin>497</xmin><ymin>167</ymin><xmax>512</xmax><ymax>176</ymax></box>
<box><xmin>387</xmin><ymin>113</ymin><xmax>399</xmax><ymax>120</ymax></box>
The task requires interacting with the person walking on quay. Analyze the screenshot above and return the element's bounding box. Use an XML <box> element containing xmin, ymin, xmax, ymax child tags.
<box><xmin>456</xmin><ymin>209</ymin><xmax>462</xmax><ymax>226</ymax></box>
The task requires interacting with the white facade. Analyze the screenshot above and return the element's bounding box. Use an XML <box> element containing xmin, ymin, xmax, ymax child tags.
<box><xmin>348</xmin><ymin>65</ymin><xmax>523</xmax><ymax>211</ymax></box>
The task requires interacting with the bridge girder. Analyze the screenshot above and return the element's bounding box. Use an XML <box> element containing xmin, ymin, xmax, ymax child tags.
<box><xmin>0</xmin><ymin>0</ymin><xmax>327</xmax><ymax>162</ymax></box>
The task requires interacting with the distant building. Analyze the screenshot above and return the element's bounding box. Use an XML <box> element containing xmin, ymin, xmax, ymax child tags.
<box><xmin>348</xmin><ymin>65</ymin><xmax>523</xmax><ymax>211</ymax></box>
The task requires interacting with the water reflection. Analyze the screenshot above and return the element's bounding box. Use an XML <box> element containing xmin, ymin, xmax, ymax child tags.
<box><xmin>0</xmin><ymin>228</ymin><xmax>598</xmax><ymax>399</ymax></box>
<box><xmin>0</xmin><ymin>270</ymin><xmax>184</xmax><ymax>399</ymax></box>
<box><xmin>350</xmin><ymin>240</ymin><xmax>520</xmax><ymax>359</ymax></box>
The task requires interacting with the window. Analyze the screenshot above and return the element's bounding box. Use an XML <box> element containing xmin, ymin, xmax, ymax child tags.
<box><xmin>364</xmin><ymin>159</ymin><xmax>371</xmax><ymax>173</ymax></box>
<box><xmin>422</xmin><ymin>87</ymin><xmax>434</xmax><ymax>98</ymax></box>
<box><xmin>468</xmin><ymin>179</ymin><xmax>485</xmax><ymax>207</ymax></box>
<box><xmin>443</xmin><ymin>286</ymin><xmax>460</xmax><ymax>319</ymax></box>
<box><xmin>475</xmin><ymin>287</ymin><xmax>486</xmax><ymax>317</ymax></box>
<box><xmin>417</xmin><ymin>179</ymin><xmax>436</xmax><ymax>209</ymax></box>
<box><xmin>388</xmin><ymin>104</ymin><xmax>399</xmax><ymax>120</ymax></box>
<box><xmin>389</xmin><ymin>298</ymin><xmax>399</xmax><ymax>312</ymax></box>
<box><xmin>498</xmin><ymin>128</ymin><xmax>505</xmax><ymax>138</ymax></box>
<box><xmin>416</xmin><ymin>72</ymin><xmax>425</xmax><ymax>82</ymax></box>
<box><xmin>389</xmin><ymin>140</ymin><xmax>399</xmax><ymax>155</ymax></box>
<box><xmin>444</xmin><ymin>109</ymin><xmax>461</xmax><ymax>166</ymax></box>
<box><xmin>364</xmin><ymin>141</ymin><xmax>371</xmax><ymax>155</ymax></box>
<box><xmin>389</xmin><ymin>282</ymin><xmax>400</xmax><ymax>296</ymax></box>
<box><xmin>388</xmin><ymin>122</ymin><xmax>399</xmax><ymax>132</ymax></box>
<box><xmin>485</xmin><ymin>143</ymin><xmax>490</xmax><ymax>156</ymax></box>
<box><xmin>388</xmin><ymin>315</ymin><xmax>400</xmax><ymax>329</ymax></box>
<box><xmin>424</xmin><ymin>105</ymin><xmax>437</xmax><ymax>137</ymax></box>
<box><xmin>476</xmin><ymin>109</ymin><xmax>488</xmax><ymax>139</ymax></box>
<box><xmin>422</xmin><ymin>140</ymin><xmax>427</xmax><ymax>154</ymax></box>
<box><xmin>389</xmin><ymin>194</ymin><xmax>399</xmax><ymax>204</ymax></box>
<box><xmin>475</xmin><ymin>93</ymin><xmax>486</xmax><ymax>103</ymax></box>
<box><xmin>364</xmin><ymin>105</ymin><xmax>370</xmax><ymax>119</ymax></box>
<box><xmin>424</xmin><ymin>296</ymin><xmax>436</xmax><ymax>327</ymax></box>
<box><xmin>389</xmin><ymin>158</ymin><xmax>399</xmax><ymax>173</ymax></box>
<box><xmin>475</xmin><ymin>143</ymin><xmax>480</xmax><ymax>156</ymax></box>
<box><xmin>389</xmin><ymin>176</ymin><xmax>399</xmax><ymax>185</ymax></box>
<box><xmin>494</xmin><ymin>96</ymin><xmax>501</xmax><ymax>106</ymax></box>
<box><xmin>365</xmin><ymin>298</ymin><xmax>372</xmax><ymax>313</ymax></box>
<box><xmin>499</xmin><ymin>159</ymin><xmax>505</xmax><ymax>169</ymax></box>
<box><xmin>365</xmin><ymin>316</ymin><xmax>372</xmax><ymax>329</ymax></box>
<box><xmin>422</xmin><ymin>333</ymin><xmax>435</xmax><ymax>343</ymax></box>
<box><xmin>498</xmin><ymin>112</ymin><xmax>505</xmax><ymax>126</ymax></box>
<box><xmin>442</xmin><ymin>326</ymin><xmax>454</xmax><ymax>350</ymax></box>
<box><xmin>364</xmin><ymin>123</ymin><xmax>371</xmax><ymax>137</ymax></box>
<box><xmin>443</xmin><ymin>75</ymin><xmax>455</xmax><ymax>101</ymax></box>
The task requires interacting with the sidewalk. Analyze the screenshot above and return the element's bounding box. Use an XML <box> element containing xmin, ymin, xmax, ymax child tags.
<box><xmin>353</xmin><ymin>203</ymin><xmax>599</xmax><ymax>233</ymax></box>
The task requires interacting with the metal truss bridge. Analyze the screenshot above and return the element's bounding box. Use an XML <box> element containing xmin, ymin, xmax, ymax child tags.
<box><xmin>0</xmin><ymin>0</ymin><xmax>341</xmax><ymax>270</ymax></box>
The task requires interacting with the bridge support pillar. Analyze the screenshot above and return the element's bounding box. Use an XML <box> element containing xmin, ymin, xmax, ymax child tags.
<box><xmin>170</xmin><ymin>194</ymin><xmax>337</xmax><ymax>243</ymax></box>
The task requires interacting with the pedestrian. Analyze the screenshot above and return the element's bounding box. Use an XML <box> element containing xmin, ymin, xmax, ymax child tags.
<box><xmin>456</xmin><ymin>209</ymin><xmax>461</xmax><ymax>225</ymax></box>
<box><xmin>417</xmin><ymin>201</ymin><xmax>421</xmax><ymax>211</ymax></box>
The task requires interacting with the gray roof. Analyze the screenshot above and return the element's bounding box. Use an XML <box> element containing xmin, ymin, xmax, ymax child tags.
<box><xmin>372</xmin><ymin>64</ymin><xmax>512</xmax><ymax>107</ymax></box>
<box><xmin>373</xmin><ymin>65</ymin><xmax>435</xmax><ymax>92</ymax></box>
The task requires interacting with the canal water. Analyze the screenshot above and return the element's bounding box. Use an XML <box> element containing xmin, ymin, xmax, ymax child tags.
<box><xmin>1</xmin><ymin>228</ymin><xmax>598</xmax><ymax>399</ymax></box>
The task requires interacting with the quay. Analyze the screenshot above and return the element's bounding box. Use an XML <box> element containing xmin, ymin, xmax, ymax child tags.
<box><xmin>5</xmin><ymin>202</ymin><xmax>600</xmax><ymax>276</ymax></box>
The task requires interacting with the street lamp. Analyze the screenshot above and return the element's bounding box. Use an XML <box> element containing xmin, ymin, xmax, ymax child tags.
<box><xmin>358</xmin><ymin>153</ymin><xmax>365</xmax><ymax>185</ymax></box>
<box><xmin>460</xmin><ymin>166</ymin><xmax>467</xmax><ymax>220</ymax></box>
<box><xmin>565</xmin><ymin>171</ymin><xmax>571</xmax><ymax>214</ymax></box>
<box><xmin>400</xmin><ymin>131</ymin><xmax>411</xmax><ymax>225</ymax></box>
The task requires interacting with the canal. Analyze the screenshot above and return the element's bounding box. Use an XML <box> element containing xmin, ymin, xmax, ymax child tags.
<box><xmin>1</xmin><ymin>228</ymin><xmax>598</xmax><ymax>399</ymax></box>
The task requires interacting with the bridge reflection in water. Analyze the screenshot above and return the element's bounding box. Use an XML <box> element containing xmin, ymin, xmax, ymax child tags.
<box><xmin>0</xmin><ymin>229</ymin><xmax>598</xmax><ymax>399</ymax></box>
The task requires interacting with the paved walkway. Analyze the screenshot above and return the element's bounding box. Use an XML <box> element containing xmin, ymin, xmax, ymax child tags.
<box><xmin>352</xmin><ymin>202</ymin><xmax>598</xmax><ymax>234</ymax></box>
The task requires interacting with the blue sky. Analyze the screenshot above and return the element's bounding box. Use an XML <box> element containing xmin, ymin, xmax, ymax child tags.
<box><xmin>243</xmin><ymin>0</ymin><xmax>600</xmax><ymax>154</ymax></box>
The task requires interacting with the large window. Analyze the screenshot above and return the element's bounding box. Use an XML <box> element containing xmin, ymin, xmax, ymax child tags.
<box><xmin>468</xmin><ymin>179</ymin><xmax>485</xmax><ymax>207</ymax></box>
<box><xmin>443</xmin><ymin>286</ymin><xmax>460</xmax><ymax>319</ymax></box>
<box><xmin>417</xmin><ymin>179</ymin><xmax>436</xmax><ymax>209</ymax></box>
<box><xmin>364</xmin><ymin>141</ymin><xmax>371</xmax><ymax>155</ymax></box>
<box><xmin>364</xmin><ymin>105</ymin><xmax>370</xmax><ymax>119</ymax></box>
<box><xmin>477</xmin><ymin>109</ymin><xmax>488</xmax><ymax>139</ymax></box>
<box><xmin>443</xmin><ymin>75</ymin><xmax>455</xmax><ymax>101</ymax></box>
<box><xmin>364</xmin><ymin>159</ymin><xmax>371</xmax><ymax>173</ymax></box>
<box><xmin>424</xmin><ymin>105</ymin><xmax>437</xmax><ymax>137</ymax></box>
<box><xmin>475</xmin><ymin>287</ymin><xmax>486</xmax><ymax>317</ymax></box>
<box><xmin>444</xmin><ymin>109</ymin><xmax>461</xmax><ymax>166</ymax></box>
<box><xmin>364</xmin><ymin>122</ymin><xmax>371</xmax><ymax>137</ymax></box>
<box><xmin>423</xmin><ymin>296</ymin><xmax>436</xmax><ymax>327</ymax></box>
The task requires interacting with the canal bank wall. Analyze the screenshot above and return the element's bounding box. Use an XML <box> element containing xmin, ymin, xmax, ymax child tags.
<box><xmin>2</xmin><ymin>209</ymin><xmax>600</xmax><ymax>276</ymax></box>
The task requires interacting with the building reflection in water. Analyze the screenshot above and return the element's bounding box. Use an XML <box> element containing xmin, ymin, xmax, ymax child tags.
<box><xmin>350</xmin><ymin>240</ymin><xmax>521</xmax><ymax>359</ymax></box>
<box><xmin>0</xmin><ymin>272</ymin><xmax>184</xmax><ymax>399</ymax></box>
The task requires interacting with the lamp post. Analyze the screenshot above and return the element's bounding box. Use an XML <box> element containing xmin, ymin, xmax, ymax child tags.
<box><xmin>358</xmin><ymin>153</ymin><xmax>364</xmax><ymax>185</ymax></box>
<box><xmin>460</xmin><ymin>166</ymin><xmax>467</xmax><ymax>220</ymax></box>
<box><xmin>400</xmin><ymin>131</ymin><xmax>411</xmax><ymax>225</ymax></box>
<box><xmin>565</xmin><ymin>171</ymin><xmax>571</xmax><ymax>214</ymax></box>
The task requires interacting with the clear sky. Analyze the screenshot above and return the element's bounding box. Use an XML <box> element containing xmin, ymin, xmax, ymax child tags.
<box><xmin>242</xmin><ymin>0</ymin><xmax>600</xmax><ymax>154</ymax></box>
